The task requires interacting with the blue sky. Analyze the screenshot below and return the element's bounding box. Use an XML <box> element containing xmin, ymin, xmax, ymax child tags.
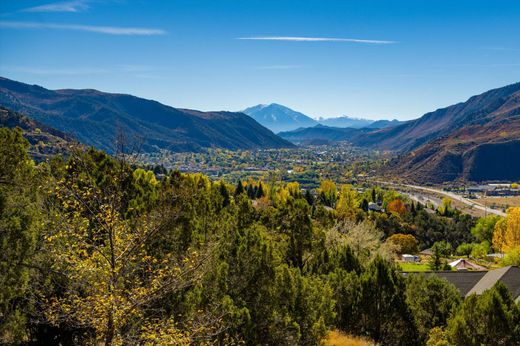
<box><xmin>0</xmin><ymin>0</ymin><xmax>519</xmax><ymax>120</ymax></box>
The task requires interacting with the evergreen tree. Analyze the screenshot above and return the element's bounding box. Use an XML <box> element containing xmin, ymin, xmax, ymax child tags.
<box><xmin>428</xmin><ymin>241</ymin><xmax>452</xmax><ymax>270</ymax></box>
<box><xmin>219</xmin><ymin>182</ymin><xmax>230</xmax><ymax>207</ymax></box>
<box><xmin>446</xmin><ymin>282</ymin><xmax>520</xmax><ymax>346</ymax></box>
<box><xmin>304</xmin><ymin>189</ymin><xmax>314</xmax><ymax>206</ymax></box>
<box><xmin>410</xmin><ymin>202</ymin><xmax>417</xmax><ymax>216</ymax></box>
<box><xmin>356</xmin><ymin>257</ymin><xmax>418</xmax><ymax>345</ymax></box>
<box><xmin>0</xmin><ymin>128</ymin><xmax>41</xmax><ymax>344</ymax></box>
<box><xmin>361</xmin><ymin>198</ymin><xmax>369</xmax><ymax>212</ymax></box>
<box><xmin>256</xmin><ymin>182</ymin><xmax>264</xmax><ymax>199</ymax></box>
<box><xmin>234</xmin><ymin>180</ymin><xmax>244</xmax><ymax>196</ymax></box>
<box><xmin>281</xmin><ymin>199</ymin><xmax>313</xmax><ymax>269</ymax></box>
<box><xmin>247</xmin><ymin>183</ymin><xmax>255</xmax><ymax>199</ymax></box>
<box><xmin>405</xmin><ymin>274</ymin><xmax>461</xmax><ymax>344</ymax></box>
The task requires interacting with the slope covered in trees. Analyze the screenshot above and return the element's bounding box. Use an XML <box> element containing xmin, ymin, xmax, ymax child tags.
<box><xmin>0</xmin><ymin>77</ymin><xmax>294</xmax><ymax>153</ymax></box>
<box><xmin>0</xmin><ymin>107</ymin><xmax>75</xmax><ymax>161</ymax></box>
<box><xmin>1</xmin><ymin>127</ymin><xmax>519</xmax><ymax>345</ymax></box>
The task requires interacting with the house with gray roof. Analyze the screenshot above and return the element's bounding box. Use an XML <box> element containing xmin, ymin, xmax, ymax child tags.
<box><xmin>405</xmin><ymin>266</ymin><xmax>520</xmax><ymax>301</ymax></box>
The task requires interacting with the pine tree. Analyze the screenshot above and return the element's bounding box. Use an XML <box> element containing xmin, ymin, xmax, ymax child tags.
<box><xmin>256</xmin><ymin>182</ymin><xmax>264</xmax><ymax>199</ymax></box>
<box><xmin>247</xmin><ymin>183</ymin><xmax>255</xmax><ymax>199</ymax></box>
<box><xmin>219</xmin><ymin>182</ymin><xmax>230</xmax><ymax>207</ymax></box>
<box><xmin>446</xmin><ymin>282</ymin><xmax>520</xmax><ymax>345</ymax></box>
<box><xmin>234</xmin><ymin>180</ymin><xmax>244</xmax><ymax>196</ymax></box>
<box><xmin>360</xmin><ymin>198</ymin><xmax>369</xmax><ymax>212</ymax></box>
<box><xmin>0</xmin><ymin>128</ymin><xmax>41</xmax><ymax>343</ymax></box>
<box><xmin>304</xmin><ymin>189</ymin><xmax>314</xmax><ymax>206</ymax></box>
<box><xmin>357</xmin><ymin>257</ymin><xmax>418</xmax><ymax>345</ymax></box>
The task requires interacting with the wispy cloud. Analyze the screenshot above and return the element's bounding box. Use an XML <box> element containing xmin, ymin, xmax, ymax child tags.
<box><xmin>23</xmin><ymin>0</ymin><xmax>89</xmax><ymax>13</ymax></box>
<box><xmin>0</xmin><ymin>21</ymin><xmax>166</xmax><ymax>35</ymax></box>
<box><xmin>237</xmin><ymin>36</ymin><xmax>395</xmax><ymax>44</ymax></box>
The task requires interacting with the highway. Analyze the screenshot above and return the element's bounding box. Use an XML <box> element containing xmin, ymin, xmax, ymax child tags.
<box><xmin>402</xmin><ymin>184</ymin><xmax>506</xmax><ymax>217</ymax></box>
<box><xmin>375</xmin><ymin>181</ymin><xmax>507</xmax><ymax>217</ymax></box>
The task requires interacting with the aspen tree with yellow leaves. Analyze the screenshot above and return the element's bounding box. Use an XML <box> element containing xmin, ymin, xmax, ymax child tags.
<box><xmin>42</xmin><ymin>151</ymin><xmax>207</xmax><ymax>345</ymax></box>
<box><xmin>493</xmin><ymin>207</ymin><xmax>520</xmax><ymax>253</ymax></box>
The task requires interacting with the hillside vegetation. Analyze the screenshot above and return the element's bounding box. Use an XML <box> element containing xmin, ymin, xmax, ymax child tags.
<box><xmin>2</xmin><ymin>126</ymin><xmax>519</xmax><ymax>345</ymax></box>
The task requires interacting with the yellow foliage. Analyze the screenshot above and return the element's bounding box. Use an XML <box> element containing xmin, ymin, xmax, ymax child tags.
<box><xmin>44</xmin><ymin>176</ymin><xmax>201</xmax><ymax>344</ymax></box>
<box><xmin>336</xmin><ymin>185</ymin><xmax>359</xmax><ymax>220</ymax></box>
<box><xmin>492</xmin><ymin>207</ymin><xmax>520</xmax><ymax>253</ymax></box>
<box><xmin>286</xmin><ymin>181</ymin><xmax>301</xmax><ymax>197</ymax></box>
<box><xmin>323</xmin><ymin>330</ymin><xmax>375</xmax><ymax>346</ymax></box>
<box><xmin>387</xmin><ymin>233</ymin><xmax>419</xmax><ymax>254</ymax></box>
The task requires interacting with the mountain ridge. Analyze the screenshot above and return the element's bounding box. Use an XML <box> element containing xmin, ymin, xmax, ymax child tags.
<box><xmin>242</xmin><ymin>103</ymin><xmax>318</xmax><ymax>133</ymax></box>
<box><xmin>242</xmin><ymin>103</ymin><xmax>403</xmax><ymax>133</ymax></box>
<box><xmin>379</xmin><ymin>82</ymin><xmax>520</xmax><ymax>182</ymax></box>
<box><xmin>0</xmin><ymin>77</ymin><xmax>294</xmax><ymax>153</ymax></box>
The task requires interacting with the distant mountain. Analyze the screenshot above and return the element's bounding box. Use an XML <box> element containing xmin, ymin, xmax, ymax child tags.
<box><xmin>364</xmin><ymin>119</ymin><xmax>404</xmax><ymax>129</ymax></box>
<box><xmin>278</xmin><ymin>124</ymin><xmax>371</xmax><ymax>145</ymax></box>
<box><xmin>378</xmin><ymin>82</ymin><xmax>520</xmax><ymax>182</ymax></box>
<box><xmin>0</xmin><ymin>106</ymin><xmax>75</xmax><ymax>161</ymax></box>
<box><xmin>243</xmin><ymin>103</ymin><xmax>318</xmax><ymax>133</ymax></box>
<box><xmin>0</xmin><ymin>77</ymin><xmax>293</xmax><ymax>153</ymax></box>
<box><xmin>243</xmin><ymin>103</ymin><xmax>405</xmax><ymax>134</ymax></box>
<box><xmin>317</xmin><ymin>115</ymin><xmax>373</xmax><ymax>128</ymax></box>
<box><xmin>277</xmin><ymin>119</ymin><xmax>403</xmax><ymax>145</ymax></box>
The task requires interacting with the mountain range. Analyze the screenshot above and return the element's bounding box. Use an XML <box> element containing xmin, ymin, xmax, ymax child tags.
<box><xmin>379</xmin><ymin>82</ymin><xmax>520</xmax><ymax>182</ymax></box>
<box><xmin>1</xmin><ymin>77</ymin><xmax>518</xmax><ymax>183</ymax></box>
<box><xmin>316</xmin><ymin>116</ymin><xmax>373</xmax><ymax>128</ymax></box>
<box><xmin>278</xmin><ymin>125</ymin><xmax>371</xmax><ymax>145</ymax></box>
<box><xmin>0</xmin><ymin>77</ymin><xmax>293</xmax><ymax>153</ymax></box>
<box><xmin>242</xmin><ymin>103</ymin><xmax>403</xmax><ymax>133</ymax></box>
<box><xmin>277</xmin><ymin>82</ymin><xmax>520</xmax><ymax>182</ymax></box>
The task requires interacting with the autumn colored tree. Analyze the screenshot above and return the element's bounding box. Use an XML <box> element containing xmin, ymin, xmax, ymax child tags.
<box><xmin>286</xmin><ymin>181</ymin><xmax>302</xmax><ymax>198</ymax></box>
<box><xmin>43</xmin><ymin>152</ymin><xmax>204</xmax><ymax>345</ymax></box>
<box><xmin>336</xmin><ymin>184</ymin><xmax>359</xmax><ymax>220</ymax></box>
<box><xmin>387</xmin><ymin>199</ymin><xmax>408</xmax><ymax>216</ymax></box>
<box><xmin>492</xmin><ymin>207</ymin><xmax>520</xmax><ymax>253</ymax></box>
<box><xmin>437</xmin><ymin>198</ymin><xmax>454</xmax><ymax>217</ymax></box>
<box><xmin>387</xmin><ymin>234</ymin><xmax>419</xmax><ymax>254</ymax></box>
<box><xmin>319</xmin><ymin>180</ymin><xmax>338</xmax><ymax>208</ymax></box>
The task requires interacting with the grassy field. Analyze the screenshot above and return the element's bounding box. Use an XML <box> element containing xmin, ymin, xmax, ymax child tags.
<box><xmin>478</xmin><ymin>196</ymin><xmax>520</xmax><ymax>209</ymax></box>
<box><xmin>323</xmin><ymin>331</ymin><xmax>375</xmax><ymax>346</ymax></box>
<box><xmin>399</xmin><ymin>262</ymin><xmax>430</xmax><ymax>272</ymax></box>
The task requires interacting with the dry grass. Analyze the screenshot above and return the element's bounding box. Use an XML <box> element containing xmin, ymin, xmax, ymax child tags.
<box><xmin>323</xmin><ymin>330</ymin><xmax>375</xmax><ymax>346</ymax></box>
<box><xmin>478</xmin><ymin>196</ymin><xmax>520</xmax><ymax>209</ymax></box>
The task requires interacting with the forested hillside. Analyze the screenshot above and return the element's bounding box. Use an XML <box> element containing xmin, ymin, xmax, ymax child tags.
<box><xmin>0</xmin><ymin>77</ymin><xmax>293</xmax><ymax>153</ymax></box>
<box><xmin>0</xmin><ymin>107</ymin><xmax>75</xmax><ymax>161</ymax></box>
<box><xmin>1</xmin><ymin>126</ymin><xmax>519</xmax><ymax>345</ymax></box>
